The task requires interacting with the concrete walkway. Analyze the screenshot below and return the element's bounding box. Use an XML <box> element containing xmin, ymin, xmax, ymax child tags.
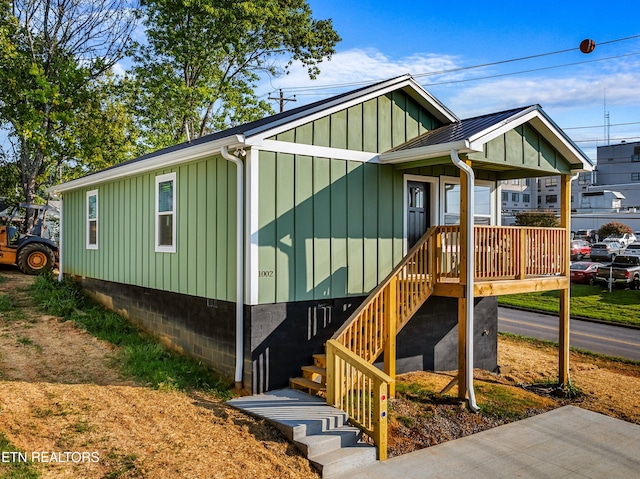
<box><xmin>337</xmin><ymin>406</ymin><xmax>640</xmax><ymax>479</ymax></box>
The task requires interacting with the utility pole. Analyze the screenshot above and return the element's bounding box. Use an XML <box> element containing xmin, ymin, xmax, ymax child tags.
<box><xmin>268</xmin><ymin>89</ymin><xmax>296</xmax><ymax>113</ymax></box>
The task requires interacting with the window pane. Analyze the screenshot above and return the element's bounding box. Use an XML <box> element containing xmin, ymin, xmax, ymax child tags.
<box><xmin>474</xmin><ymin>185</ymin><xmax>491</xmax><ymax>216</ymax></box>
<box><xmin>158</xmin><ymin>180</ymin><xmax>174</xmax><ymax>212</ymax></box>
<box><xmin>89</xmin><ymin>220</ymin><xmax>97</xmax><ymax>245</ymax></box>
<box><xmin>88</xmin><ymin>195</ymin><xmax>97</xmax><ymax>219</ymax></box>
<box><xmin>158</xmin><ymin>214</ymin><xmax>173</xmax><ymax>246</ymax></box>
<box><xmin>444</xmin><ymin>184</ymin><xmax>460</xmax><ymax>215</ymax></box>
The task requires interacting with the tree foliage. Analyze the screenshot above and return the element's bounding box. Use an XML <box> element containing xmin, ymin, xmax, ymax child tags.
<box><xmin>131</xmin><ymin>0</ymin><xmax>341</xmax><ymax>149</ymax></box>
<box><xmin>597</xmin><ymin>222</ymin><xmax>632</xmax><ymax>240</ymax></box>
<box><xmin>0</xmin><ymin>0</ymin><xmax>139</xmax><ymax>203</ymax></box>
<box><xmin>514</xmin><ymin>210</ymin><xmax>560</xmax><ymax>227</ymax></box>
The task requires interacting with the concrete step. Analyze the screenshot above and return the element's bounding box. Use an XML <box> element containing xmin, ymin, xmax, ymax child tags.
<box><xmin>227</xmin><ymin>388</ymin><xmax>377</xmax><ymax>478</ymax></box>
<box><xmin>308</xmin><ymin>443</ymin><xmax>377</xmax><ymax>479</ymax></box>
<box><xmin>294</xmin><ymin>424</ymin><xmax>362</xmax><ymax>458</ymax></box>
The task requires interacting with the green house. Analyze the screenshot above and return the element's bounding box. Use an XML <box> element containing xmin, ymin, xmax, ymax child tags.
<box><xmin>50</xmin><ymin>75</ymin><xmax>592</xmax><ymax>395</ymax></box>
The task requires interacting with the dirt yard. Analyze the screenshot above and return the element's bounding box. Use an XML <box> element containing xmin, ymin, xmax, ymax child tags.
<box><xmin>0</xmin><ymin>269</ymin><xmax>638</xmax><ymax>478</ymax></box>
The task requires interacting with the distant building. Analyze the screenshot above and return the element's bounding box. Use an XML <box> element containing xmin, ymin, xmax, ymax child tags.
<box><xmin>593</xmin><ymin>140</ymin><xmax>640</xmax><ymax>208</ymax></box>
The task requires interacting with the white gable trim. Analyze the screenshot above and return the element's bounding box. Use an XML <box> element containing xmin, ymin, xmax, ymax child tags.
<box><xmin>244</xmin><ymin>76</ymin><xmax>458</xmax><ymax>142</ymax></box>
<box><xmin>466</xmin><ymin>108</ymin><xmax>593</xmax><ymax>171</ymax></box>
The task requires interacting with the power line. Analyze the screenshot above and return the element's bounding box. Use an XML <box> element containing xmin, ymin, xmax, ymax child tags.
<box><xmin>564</xmin><ymin>121</ymin><xmax>640</xmax><ymax>130</ymax></box>
<box><xmin>275</xmin><ymin>33</ymin><xmax>640</xmax><ymax>94</ymax></box>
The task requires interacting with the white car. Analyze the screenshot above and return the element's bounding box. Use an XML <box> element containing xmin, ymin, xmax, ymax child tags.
<box><xmin>604</xmin><ymin>233</ymin><xmax>636</xmax><ymax>247</ymax></box>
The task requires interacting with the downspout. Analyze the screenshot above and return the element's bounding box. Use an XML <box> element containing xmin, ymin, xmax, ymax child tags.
<box><xmin>57</xmin><ymin>194</ymin><xmax>63</xmax><ymax>282</ymax></box>
<box><xmin>450</xmin><ymin>149</ymin><xmax>479</xmax><ymax>412</ymax></box>
<box><xmin>221</xmin><ymin>146</ymin><xmax>245</xmax><ymax>389</ymax></box>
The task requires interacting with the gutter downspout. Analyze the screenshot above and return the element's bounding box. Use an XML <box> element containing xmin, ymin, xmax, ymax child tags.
<box><xmin>57</xmin><ymin>194</ymin><xmax>63</xmax><ymax>282</ymax></box>
<box><xmin>450</xmin><ymin>149</ymin><xmax>479</xmax><ymax>412</ymax></box>
<box><xmin>221</xmin><ymin>146</ymin><xmax>245</xmax><ymax>389</ymax></box>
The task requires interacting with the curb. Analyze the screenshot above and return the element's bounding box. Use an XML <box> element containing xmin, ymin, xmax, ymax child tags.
<box><xmin>498</xmin><ymin>305</ymin><xmax>640</xmax><ymax>331</ymax></box>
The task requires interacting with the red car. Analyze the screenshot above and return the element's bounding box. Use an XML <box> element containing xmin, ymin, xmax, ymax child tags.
<box><xmin>570</xmin><ymin>261</ymin><xmax>603</xmax><ymax>285</ymax></box>
<box><xmin>570</xmin><ymin>240</ymin><xmax>591</xmax><ymax>261</ymax></box>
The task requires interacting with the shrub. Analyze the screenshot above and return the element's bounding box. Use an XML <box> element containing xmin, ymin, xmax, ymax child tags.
<box><xmin>597</xmin><ymin>222</ymin><xmax>632</xmax><ymax>240</ymax></box>
<box><xmin>515</xmin><ymin>210</ymin><xmax>559</xmax><ymax>227</ymax></box>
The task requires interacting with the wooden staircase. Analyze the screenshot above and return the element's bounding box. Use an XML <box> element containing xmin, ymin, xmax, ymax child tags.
<box><xmin>290</xmin><ymin>354</ymin><xmax>326</xmax><ymax>395</ymax></box>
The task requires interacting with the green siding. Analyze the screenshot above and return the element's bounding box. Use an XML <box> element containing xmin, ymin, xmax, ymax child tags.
<box><xmin>62</xmin><ymin>155</ymin><xmax>237</xmax><ymax>302</ymax></box>
<box><xmin>469</xmin><ymin>121</ymin><xmax>573</xmax><ymax>175</ymax></box>
<box><xmin>271</xmin><ymin>90</ymin><xmax>442</xmax><ymax>153</ymax></box>
<box><xmin>257</xmin><ymin>154</ymin><xmax>403</xmax><ymax>303</ymax></box>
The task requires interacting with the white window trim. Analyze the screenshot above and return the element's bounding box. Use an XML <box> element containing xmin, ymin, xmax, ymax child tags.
<box><xmin>402</xmin><ymin>174</ymin><xmax>439</xmax><ymax>255</ymax></box>
<box><xmin>86</xmin><ymin>189</ymin><xmax>98</xmax><ymax>250</ymax></box>
<box><xmin>155</xmin><ymin>172</ymin><xmax>177</xmax><ymax>253</ymax></box>
<box><xmin>439</xmin><ymin>176</ymin><xmax>497</xmax><ymax>226</ymax></box>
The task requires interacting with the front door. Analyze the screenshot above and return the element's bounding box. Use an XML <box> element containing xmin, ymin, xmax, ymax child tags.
<box><xmin>407</xmin><ymin>181</ymin><xmax>430</xmax><ymax>248</ymax></box>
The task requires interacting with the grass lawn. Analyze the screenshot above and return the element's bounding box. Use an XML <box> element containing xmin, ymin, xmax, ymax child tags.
<box><xmin>498</xmin><ymin>284</ymin><xmax>640</xmax><ymax>327</ymax></box>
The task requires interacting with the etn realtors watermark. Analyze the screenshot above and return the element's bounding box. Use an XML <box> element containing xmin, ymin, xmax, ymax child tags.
<box><xmin>2</xmin><ymin>451</ymin><xmax>99</xmax><ymax>463</ymax></box>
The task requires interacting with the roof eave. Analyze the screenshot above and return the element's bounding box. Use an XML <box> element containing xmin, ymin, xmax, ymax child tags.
<box><xmin>379</xmin><ymin>140</ymin><xmax>475</xmax><ymax>164</ymax></box>
<box><xmin>47</xmin><ymin>135</ymin><xmax>246</xmax><ymax>195</ymax></box>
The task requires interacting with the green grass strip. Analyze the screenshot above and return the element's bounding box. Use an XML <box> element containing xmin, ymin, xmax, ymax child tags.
<box><xmin>0</xmin><ymin>432</ymin><xmax>39</xmax><ymax>479</ymax></box>
<box><xmin>31</xmin><ymin>273</ymin><xmax>231</xmax><ymax>399</ymax></box>
<box><xmin>498</xmin><ymin>284</ymin><xmax>640</xmax><ymax>327</ymax></box>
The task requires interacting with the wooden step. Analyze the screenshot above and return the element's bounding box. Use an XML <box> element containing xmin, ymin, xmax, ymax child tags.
<box><xmin>313</xmin><ymin>353</ymin><xmax>326</xmax><ymax>369</ymax></box>
<box><xmin>302</xmin><ymin>365</ymin><xmax>327</xmax><ymax>383</ymax></box>
<box><xmin>290</xmin><ymin>377</ymin><xmax>326</xmax><ymax>395</ymax></box>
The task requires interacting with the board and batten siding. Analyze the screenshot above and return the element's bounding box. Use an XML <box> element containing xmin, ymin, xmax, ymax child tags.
<box><xmin>272</xmin><ymin>91</ymin><xmax>441</xmax><ymax>151</ymax></box>
<box><xmin>470</xmin><ymin>123</ymin><xmax>573</xmax><ymax>175</ymax></box>
<box><xmin>257</xmin><ymin>152</ymin><xmax>404</xmax><ymax>304</ymax></box>
<box><xmin>62</xmin><ymin>155</ymin><xmax>238</xmax><ymax>302</ymax></box>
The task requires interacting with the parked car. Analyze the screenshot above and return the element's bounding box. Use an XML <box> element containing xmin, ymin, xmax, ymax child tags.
<box><xmin>596</xmin><ymin>255</ymin><xmax>640</xmax><ymax>289</ymax></box>
<box><xmin>570</xmin><ymin>240</ymin><xmax>591</xmax><ymax>261</ymax></box>
<box><xmin>570</xmin><ymin>261</ymin><xmax>603</xmax><ymax>285</ymax></box>
<box><xmin>574</xmin><ymin>229</ymin><xmax>597</xmax><ymax>242</ymax></box>
<box><xmin>604</xmin><ymin>233</ymin><xmax>636</xmax><ymax>247</ymax></box>
<box><xmin>589</xmin><ymin>241</ymin><xmax>624</xmax><ymax>262</ymax></box>
<box><xmin>624</xmin><ymin>243</ymin><xmax>640</xmax><ymax>256</ymax></box>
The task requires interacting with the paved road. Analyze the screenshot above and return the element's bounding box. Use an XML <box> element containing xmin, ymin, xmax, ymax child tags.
<box><xmin>498</xmin><ymin>306</ymin><xmax>640</xmax><ymax>362</ymax></box>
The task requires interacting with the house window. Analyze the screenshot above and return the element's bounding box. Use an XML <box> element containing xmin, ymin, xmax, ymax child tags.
<box><xmin>632</xmin><ymin>173</ymin><xmax>640</xmax><ymax>182</ymax></box>
<box><xmin>523</xmin><ymin>194</ymin><xmax>530</xmax><ymax>203</ymax></box>
<box><xmin>546</xmin><ymin>195</ymin><xmax>558</xmax><ymax>203</ymax></box>
<box><xmin>155</xmin><ymin>172</ymin><xmax>177</xmax><ymax>252</ymax></box>
<box><xmin>443</xmin><ymin>182</ymin><xmax>493</xmax><ymax>225</ymax></box>
<box><xmin>512</xmin><ymin>193</ymin><xmax>519</xmax><ymax>202</ymax></box>
<box><xmin>545</xmin><ymin>177</ymin><xmax>558</xmax><ymax>187</ymax></box>
<box><xmin>86</xmin><ymin>190</ymin><xmax>98</xmax><ymax>250</ymax></box>
<box><xmin>502</xmin><ymin>192</ymin><xmax>509</xmax><ymax>202</ymax></box>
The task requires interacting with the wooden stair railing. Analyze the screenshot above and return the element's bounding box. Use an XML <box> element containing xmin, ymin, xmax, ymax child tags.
<box><xmin>290</xmin><ymin>227</ymin><xmax>438</xmax><ymax>459</ymax></box>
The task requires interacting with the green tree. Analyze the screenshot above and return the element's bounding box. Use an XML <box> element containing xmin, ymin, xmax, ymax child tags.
<box><xmin>597</xmin><ymin>222</ymin><xmax>632</xmax><ymax>240</ymax></box>
<box><xmin>131</xmin><ymin>0</ymin><xmax>341</xmax><ymax>149</ymax></box>
<box><xmin>0</xmin><ymin>0</ymin><xmax>139</xmax><ymax>203</ymax></box>
<box><xmin>514</xmin><ymin>210</ymin><xmax>560</xmax><ymax>227</ymax></box>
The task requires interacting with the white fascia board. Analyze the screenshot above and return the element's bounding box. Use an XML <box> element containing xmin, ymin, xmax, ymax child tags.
<box><xmin>47</xmin><ymin>135</ymin><xmax>246</xmax><ymax>194</ymax></box>
<box><xmin>467</xmin><ymin>109</ymin><xmax>594</xmax><ymax>172</ymax></box>
<box><xmin>260</xmin><ymin>139</ymin><xmax>379</xmax><ymax>162</ymax></box>
<box><xmin>379</xmin><ymin>140</ymin><xmax>475</xmax><ymax>164</ymax></box>
<box><xmin>245</xmin><ymin>77</ymin><xmax>458</xmax><ymax>143</ymax></box>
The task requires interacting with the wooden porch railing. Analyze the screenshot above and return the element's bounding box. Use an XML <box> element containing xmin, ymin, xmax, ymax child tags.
<box><xmin>325</xmin><ymin>340</ymin><xmax>392</xmax><ymax>461</ymax></box>
<box><xmin>324</xmin><ymin>225</ymin><xmax>567</xmax><ymax>460</ymax></box>
<box><xmin>326</xmin><ymin>227</ymin><xmax>437</xmax><ymax>459</ymax></box>
<box><xmin>439</xmin><ymin>225</ymin><xmax>567</xmax><ymax>280</ymax></box>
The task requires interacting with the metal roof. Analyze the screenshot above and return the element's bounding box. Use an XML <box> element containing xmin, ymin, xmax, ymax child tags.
<box><xmin>391</xmin><ymin>106</ymin><xmax>535</xmax><ymax>151</ymax></box>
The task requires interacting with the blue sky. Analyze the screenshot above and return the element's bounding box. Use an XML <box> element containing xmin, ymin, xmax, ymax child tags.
<box><xmin>264</xmin><ymin>0</ymin><xmax>640</xmax><ymax>161</ymax></box>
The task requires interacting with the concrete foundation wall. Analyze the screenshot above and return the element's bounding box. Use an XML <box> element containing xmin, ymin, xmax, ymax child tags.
<box><xmin>76</xmin><ymin>277</ymin><xmax>497</xmax><ymax>394</ymax></box>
